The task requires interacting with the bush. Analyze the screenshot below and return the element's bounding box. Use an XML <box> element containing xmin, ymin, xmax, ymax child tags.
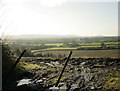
<box><xmin>2</xmin><ymin>43</ymin><xmax>26</xmax><ymax>88</ymax></box>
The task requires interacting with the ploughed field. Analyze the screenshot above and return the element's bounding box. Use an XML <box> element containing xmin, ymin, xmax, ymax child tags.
<box><xmin>15</xmin><ymin>57</ymin><xmax>120</xmax><ymax>91</ymax></box>
<box><xmin>34</xmin><ymin>49</ymin><xmax>119</xmax><ymax>58</ymax></box>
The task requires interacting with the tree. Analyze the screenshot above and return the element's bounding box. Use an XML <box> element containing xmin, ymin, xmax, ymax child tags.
<box><xmin>101</xmin><ymin>42</ymin><xmax>106</xmax><ymax>49</ymax></box>
<box><xmin>63</xmin><ymin>43</ymin><xmax>70</xmax><ymax>47</ymax></box>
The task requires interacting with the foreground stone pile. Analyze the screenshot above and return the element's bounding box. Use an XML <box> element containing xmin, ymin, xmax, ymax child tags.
<box><xmin>3</xmin><ymin>57</ymin><xmax>120</xmax><ymax>91</ymax></box>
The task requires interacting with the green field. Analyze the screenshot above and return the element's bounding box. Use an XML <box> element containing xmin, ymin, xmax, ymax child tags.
<box><xmin>80</xmin><ymin>45</ymin><xmax>101</xmax><ymax>47</ymax></box>
<box><xmin>31</xmin><ymin>41</ymin><xmax>119</xmax><ymax>53</ymax></box>
<box><xmin>31</xmin><ymin>47</ymin><xmax>77</xmax><ymax>52</ymax></box>
<box><xmin>6</xmin><ymin>36</ymin><xmax>119</xmax><ymax>58</ymax></box>
<box><xmin>45</xmin><ymin>42</ymin><xmax>119</xmax><ymax>46</ymax></box>
<box><xmin>79</xmin><ymin>43</ymin><xmax>100</xmax><ymax>45</ymax></box>
<box><xmin>45</xmin><ymin>43</ymin><xmax>63</xmax><ymax>46</ymax></box>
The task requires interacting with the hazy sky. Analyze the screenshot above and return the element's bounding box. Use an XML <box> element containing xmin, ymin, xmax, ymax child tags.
<box><xmin>0</xmin><ymin>0</ymin><xmax>119</xmax><ymax>36</ymax></box>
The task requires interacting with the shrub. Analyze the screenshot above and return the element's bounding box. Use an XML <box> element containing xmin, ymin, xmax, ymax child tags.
<box><xmin>2</xmin><ymin>43</ymin><xmax>26</xmax><ymax>87</ymax></box>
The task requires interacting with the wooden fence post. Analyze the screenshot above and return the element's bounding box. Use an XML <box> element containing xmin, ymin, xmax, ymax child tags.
<box><xmin>55</xmin><ymin>51</ymin><xmax>73</xmax><ymax>87</ymax></box>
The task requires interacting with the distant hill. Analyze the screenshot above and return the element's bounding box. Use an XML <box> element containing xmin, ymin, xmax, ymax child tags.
<box><xmin>4</xmin><ymin>34</ymin><xmax>119</xmax><ymax>44</ymax></box>
<box><xmin>6</xmin><ymin>34</ymin><xmax>79</xmax><ymax>39</ymax></box>
<box><xmin>5</xmin><ymin>34</ymin><xmax>119</xmax><ymax>39</ymax></box>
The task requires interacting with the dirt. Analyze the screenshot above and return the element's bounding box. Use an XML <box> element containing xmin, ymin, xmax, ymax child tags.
<box><xmin>2</xmin><ymin>57</ymin><xmax>120</xmax><ymax>91</ymax></box>
<box><xmin>39</xmin><ymin>49</ymin><xmax>119</xmax><ymax>58</ymax></box>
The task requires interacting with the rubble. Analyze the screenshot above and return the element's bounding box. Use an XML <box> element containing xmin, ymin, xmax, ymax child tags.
<box><xmin>3</xmin><ymin>57</ymin><xmax>120</xmax><ymax>91</ymax></box>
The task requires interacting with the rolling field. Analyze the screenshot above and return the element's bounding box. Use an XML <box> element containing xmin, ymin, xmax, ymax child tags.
<box><xmin>31</xmin><ymin>47</ymin><xmax>77</xmax><ymax>52</ymax></box>
<box><xmin>45</xmin><ymin>43</ymin><xmax>63</xmax><ymax>46</ymax></box>
<box><xmin>38</xmin><ymin>49</ymin><xmax>119</xmax><ymax>58</ymax></box>
<box><xmin>31</xmin><ymin>41</ymin><xmax>120</xmax><ymax>53</ymax></box>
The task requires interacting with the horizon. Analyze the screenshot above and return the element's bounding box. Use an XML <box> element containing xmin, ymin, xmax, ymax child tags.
<box><xmin>4</xmin><ymin>34</ymin><xmax>119</xmax><ymax>37</ymax></box>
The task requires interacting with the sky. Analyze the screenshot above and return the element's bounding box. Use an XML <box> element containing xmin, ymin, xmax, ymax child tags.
<box><xmin>0</xmin><ymin>0</ymin><xmax>119</xmax><ymax>36</ymax></box>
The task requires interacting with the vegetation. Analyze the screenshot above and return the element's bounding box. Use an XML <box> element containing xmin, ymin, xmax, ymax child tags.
<box><xmin>4</xmin><ymin>36</ymin><xmax>119</xmax><ymax>58</ymax></box>
<box><xmin>6</xmin><ymin>35</ymin><xmax>120</xmax><ymax>53</ymax></box>
<box><xmin>19</xmin><ymin>62</ymin><xmax>47</xmax><ymax>70</ymax></box>
<box><xmin>31</xmin><ymin>47</ymin><xmax>77</xmax><ymax>52</ymax></box>
<box><xmin>104</xmin><ymin>72</ymin><xmax>120</xmax><ymax>90</ymax></box>
<box><xmin>2</xmin><ymin>43</ymin><xmax>25</xmax><ymax>87</ymax></box>
<box><xmin>2</xmin><ymin>42</ymin><xmax>47</xmax><ymax>88</ymax></box>
<box><xmin>2</xmin><ymin>35</ymin><xmax>120</xmax><ymax>90</ymax></box>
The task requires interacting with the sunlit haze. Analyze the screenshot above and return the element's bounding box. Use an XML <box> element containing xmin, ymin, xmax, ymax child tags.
<box><xmin>0</xmin><ymin>0</ymin><xmax>118</xmax><ymax>36</ymax></box>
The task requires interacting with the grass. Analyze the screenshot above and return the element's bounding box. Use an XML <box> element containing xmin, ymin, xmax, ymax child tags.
<box><xmin>29</xmin><ymin>42</ymin><xmax>119</xmax><ymax>48</ymax></box>
<box><xmin>79</xmin><ymin>42</ymin><xmax>119</xmax><ymax>46</ymax></box>
<box><xmin>27</xmin><ymin>43</ymin><xmax>63</xmax><ymax>46</ymax></box>
<box><xmin>19</xmin><ymin>62</ymin><xmax>47</xmax><ymax>70</ymax></box>
<box><xmin>30</xmin><ymin>42</ymin><xmax>119</xmax><ymax>47</ymax></box>
<box><xmin>45</xmin><ymin>43</ymin><xmax>63</xmax><ymax>46</ymax></box>
<box><xmin>105</xmin><ymin>42</ymin><xmax>120</xmax><ymax>45</ymax></box>
<box><xmin>51</xmin><ymin>78</ymin><xmax>58</xmax><ymax>83</ymax></box>
<box><xmin>79</xmin><ymin>43</ymin><xmax>100</xmax><ymax>46</ymax></box>
<box><xmin>43</xmin><ymin>47</ymin><xmax>77</xmax><ymax>50</ymax></box>
<box><xmin>80</xmin><ymin>45</ymin><xmax>101</xmax><ymax>48</ymax></box>
<box><xmin>104</xmin><ymin>72</ymin><xmax>120</xmax><ymax>90</ymax></box>
<box><xmin>30</xmin><ymin>44</ymin><xmax>41</xmax><ymax>46</ymax></box>
<box><xmin>31</xmin><ymin>42</ymin><xmax>119</xmax><ymax>53</ymax></box>
<box><xmin>31</xmin><ymin>47</ymin><xmax>77</xmax><ymax>52</ymax></box>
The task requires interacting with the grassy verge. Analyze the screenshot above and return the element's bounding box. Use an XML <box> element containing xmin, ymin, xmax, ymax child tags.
<box><xmin>19</xmin><ymin>62</ymin><xmax>47</xmax><ymax>70</ymax></box>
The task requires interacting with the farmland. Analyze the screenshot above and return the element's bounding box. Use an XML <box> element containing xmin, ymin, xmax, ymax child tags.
<box><xmin>31</xmin><ymin>41</ymin><xmax>119</xmax><ymax>53</ymax></box>
<box><xmin>4</xmin><ymin>35</ymin><xmax>120</xmax><ymax>58</ymax></box>
<box><xmin>5</xmin><ymin>35</ymin><xmax>120</xmax><ymax>58</ymax></box>
<box><xmin>2</xmin><ymin>35</ymin><xmax>120</xmax><ymax>90</ymax></box>
<box><xmin>37</xmin><ymin>49</ymin><xmax>119</xmax><ymax>58</ymax></box>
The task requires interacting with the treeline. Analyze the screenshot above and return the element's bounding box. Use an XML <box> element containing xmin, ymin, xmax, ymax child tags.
<box><xmin>7</xmin><ymin>36</ymin><xmax>119</xmax><ymax>44</ymax></box>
